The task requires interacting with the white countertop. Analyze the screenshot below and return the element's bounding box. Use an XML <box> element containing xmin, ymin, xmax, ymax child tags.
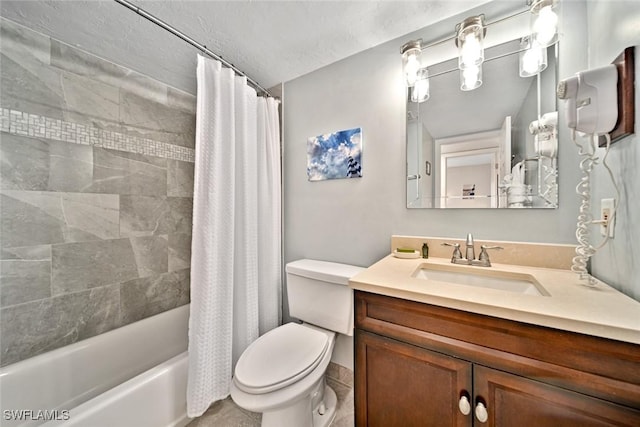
<box><xmin>349</xmin><ymin>255</ymin><xmax>640</xmax><ymax>345</ymax></box>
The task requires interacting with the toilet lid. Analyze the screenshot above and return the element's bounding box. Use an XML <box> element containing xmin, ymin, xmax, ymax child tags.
<box><xmin>234</xmin><ymin>323</ymin><xmax>329</xmax><ymax>394</ymax></box>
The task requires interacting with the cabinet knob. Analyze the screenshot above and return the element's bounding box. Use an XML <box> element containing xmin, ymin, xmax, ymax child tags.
<box><xmin>458</xmin><ymin>395</ymin><xmax>471</xmax><ymax>415</ymax></box>
<box><xmin>475</xmin><ymin>402</ymin><xmax>488</xmax><ymax>423</ymax></box>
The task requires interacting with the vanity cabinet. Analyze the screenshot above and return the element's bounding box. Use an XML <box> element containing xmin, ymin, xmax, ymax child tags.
<box><xmin>354</xmin><ymin>290</ymin><xmax>640</xmax><ymax>426</ymax></box>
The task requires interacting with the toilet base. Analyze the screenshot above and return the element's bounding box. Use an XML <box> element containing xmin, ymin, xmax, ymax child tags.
<box><xmin>260</xmin><ymin>383</ymin><xmax>337</xmax><ymax>427</ymax></box>
<box><xmin>313</xmin><ymin>385</ymin><xmax>337</xmax><ymax>427</ymax></box>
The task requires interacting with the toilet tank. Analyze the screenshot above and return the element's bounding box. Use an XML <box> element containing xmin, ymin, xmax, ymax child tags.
<box><xmin>286</xmin><ymin>259</ymin><xmax>365</xmax><ymax>336</ymax></box>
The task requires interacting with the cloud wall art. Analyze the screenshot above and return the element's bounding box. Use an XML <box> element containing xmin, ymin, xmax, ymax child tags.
<box><xmin>307</xmin><ymin>127</ymin><xmax>362</xmax><ymax>181</ymax></box>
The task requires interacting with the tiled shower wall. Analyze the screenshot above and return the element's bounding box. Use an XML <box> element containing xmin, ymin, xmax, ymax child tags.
<box><xmin>0</xmin><ymin>17</ymin><xmax>196</xmax><ymax>366</ymax></box>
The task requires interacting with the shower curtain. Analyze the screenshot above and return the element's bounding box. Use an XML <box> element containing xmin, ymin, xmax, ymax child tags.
<box><xmin>187</xmin><ymin>55</ymin><xmax>281</xmax><ymax>417</ymax></box>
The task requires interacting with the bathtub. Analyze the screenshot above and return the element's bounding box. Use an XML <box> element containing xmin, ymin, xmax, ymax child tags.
<box><xmin>0</xmin><ymin>305</ymin><xmax>191</xmax><ymax>427</ymax></box>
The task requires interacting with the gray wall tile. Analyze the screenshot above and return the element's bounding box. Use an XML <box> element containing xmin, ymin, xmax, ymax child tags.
<box><xmin>51</xmin><ymin>238</ymin><xmax>138</xmax><ymax>294</ymax></box>
<box><xmin>0</xmin><ymin>133</ymin><xmax>94</xmax><ymax>192</ymax></box>
<box><xmin>1</xmin><ymin>192</ymin><xmax>65</xmax><ymax>248</ymax></box>
<box><xmin>1</xmin><ymin>245</ymin><xmax>51</xmax><ymax>261</ymax></box>
<box><xmin>88</xmin><ymin>148</ymin><xmax>167</xmax><ymax>195</ymax></box>
<box><xmin>0</xmin><ymin>191</ymin><xmax>119</xmax><ymax>248</ymax></box>
<box><xmin>0</xmin><ymin>18</ymin><xmax>195</xmax><ymax>365</ymax></box>
<box><xmin>50</xmin><ymin>39</ymin><xmax>128</xmax><ymax>83</ymax></box>
<box><xmin>59</xmin><ymin>192</ymin><xmax>120</xmax><ymax>241</ymax></box>
<box><xmin>119</xmin><ymin>90</ymin><xmax>195</xmax><ymax>149</ymax></box>
<box><xmin>169</xmin><ymin>233</ymin><xmax>192</xmax><ymax>272</ymax></box>
<box><xmin>0</xmin><ymin>285</ymin><xmax>120</xmax><ymax>366</ymax></box>
<box><xmin>130</xmin><ymin>235</ymin><xmax>168</xmax><ymax>278</ymax></box>
<box><xmin>50</xmin><ymin>39</ymin><xmax>170</xmax><ymax>106</ymax></box>
<box><xmin>60</xmin><ymin>71</ymin><xmax>120</xmax><ymax>127</ymax></box>
<box><xmin>167</xmin><ymin>197</ymin><xmax>193</xmax><ymax>235</ymax></box>
<box><xmin>0</xmin><ymin>17</ymin><xmax>51</xmax><ymax>65</ymax></box>
<box><xmin>0</xmin><ymin>246</ymin><xmax>52</xmax><ymax>307</ymax></box>
<box><xmin>0</xmin><ymin>54</ymin><xmax>65</xmax><ymax>120</ymax></box>
<box><xmin>0</xmin><ymin>259</ymin><xmax>51</xmax><ymax>307</ymax></box>
<box><xmin>47</xmin><ymin>140</ymin><xmax>94</xmax><ymax>192</ymax></box>
<box><xmin>167</xmin><ymin>87</ymin><xmax>196</xmax><ymax>114</ymax></box>
<box><xmin>168</xmin><ymin>159</ymin><xmax>194</xmax><ymax>197</ymax></box>
<box><xmin>0</xmin><ymin>133</ymin><xmax>50</xmax><ymax>191</ymax></box>
<box><xmin>119</xmin><ymin>195</ymin><xmax>170</xmax><ymax>237</ymax></box>
<box><xmin>120</xmin><ymin>269</ymin><xmax>190</xmax><ymax>324</ymax></box>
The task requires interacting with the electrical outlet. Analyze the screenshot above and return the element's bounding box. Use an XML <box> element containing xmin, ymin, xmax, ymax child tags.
<box><xmin>600</xmin><ymin>198</ymin><xmax>615</xmax><ymax>238</ymax></box>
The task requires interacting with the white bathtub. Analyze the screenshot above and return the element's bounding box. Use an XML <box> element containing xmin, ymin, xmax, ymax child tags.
<box><xmin>0</xmin><ymin>305</ymin><xmax>191</xmax><ymax>427</ymax></box>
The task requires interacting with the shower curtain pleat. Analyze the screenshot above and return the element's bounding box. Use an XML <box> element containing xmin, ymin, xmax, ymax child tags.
<box><xmin>187</xmin><ymin>55</ymin><xmax>281</xmax><ymax>417</ymax></box>
<box><xmin>257</xmin><ymin>97</ymin><xmax>282</xmax><ymax>334</ymax></box>
<box><xmin>231</xmin><ymin>75</ymin><xmax>259</xmax><ymax>371</ymax></box>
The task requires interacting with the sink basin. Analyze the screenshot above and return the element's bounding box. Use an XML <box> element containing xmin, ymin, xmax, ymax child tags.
<box><xmin>412</xmin><ymin>263</ymin><xmax>547</xmax><ymax>296</ymax></box>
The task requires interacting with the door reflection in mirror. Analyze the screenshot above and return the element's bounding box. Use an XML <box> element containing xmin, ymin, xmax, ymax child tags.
<box><xmin>406</xmin><ymin>39</ymin><xmax>558</xmax><ymax>209</ymax></box>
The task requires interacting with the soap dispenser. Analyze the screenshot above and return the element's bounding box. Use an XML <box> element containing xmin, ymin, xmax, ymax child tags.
<box><xmin>421</xmin><ymin>243</ymin><xmax>429</xmax><ymax>259</ymax></box>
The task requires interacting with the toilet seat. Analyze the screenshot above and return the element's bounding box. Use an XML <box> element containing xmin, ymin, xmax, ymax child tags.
<box><xmin>234</xmin><ymin>323</ymin><xmax>330</xmax><ymax>394</ymax></box>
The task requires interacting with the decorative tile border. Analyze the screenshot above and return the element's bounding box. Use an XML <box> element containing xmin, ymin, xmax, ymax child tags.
<box><xmin>1</xmin><ymin>108</ymin><xmax>195</xmax><ymax>163</ymax></box>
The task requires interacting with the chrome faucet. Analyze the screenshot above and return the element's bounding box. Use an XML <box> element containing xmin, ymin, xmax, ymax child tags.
<box><xmin>465</xmin><ymin>233</ymin><xmax>475</xmax><ymax>261</ymax></box>
<box><xmin>442</xmin><ymin>233</ymin><xmax>503</xmax><ymax>267</ymax></box>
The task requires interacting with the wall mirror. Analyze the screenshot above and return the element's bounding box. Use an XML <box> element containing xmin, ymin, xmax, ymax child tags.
<box><xmin>405</xmin><ymin>7</ymin><xmax>559</xmax><ymax>209</ymax></box>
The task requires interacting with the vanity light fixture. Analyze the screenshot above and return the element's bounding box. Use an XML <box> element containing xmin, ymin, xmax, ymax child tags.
<box><xmin>455</xmin><ymin>15</ymin><xmax>486</xmax><ymax>90</ymax></box>
<box><xmin>400</xmin><ymin>2</ymin><xmax>559</xmax><ymax>96</ymax></box>
<box><xmin>519</xmin><ymin>35</ymin><xmax>548</xmax><ymax>77</ymax></box>
<box><xmin>529</xmin><ymin>0</ymin><xmax>558</xmax><ymax>48</ymax></box>
<box><xmin>455</xmin><ymin>15</ymin><xmax>486</xmax><ymax>69</ymax></box>
<box><xmin>401</xmin><ymin>39</ymin><xmax>422</xmax><ymax>87</ymax></box>
<box><xmin>411</xmin><ymin>68</ymin><xmax>430</xmax><ymax>102</ymax></box>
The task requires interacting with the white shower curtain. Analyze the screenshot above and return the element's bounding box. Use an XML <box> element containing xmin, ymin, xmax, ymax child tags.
<box><xmin>187</xmin><ymin>55</ymin><xmax>282</xmax><ymax>417</ymax></box>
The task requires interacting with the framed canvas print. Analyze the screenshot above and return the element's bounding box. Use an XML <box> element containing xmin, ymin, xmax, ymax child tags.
<box><xmin>307</xmin><ymin>127</ymin><xmax>362</xmax><ymax>181</ymax></box>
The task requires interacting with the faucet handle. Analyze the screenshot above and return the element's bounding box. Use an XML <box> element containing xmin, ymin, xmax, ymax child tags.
<box><xmin>441</xmin><ymin>243</ymin><xmax>463</xmax><ymax>261</ymax></box>
<box><xmin>478</xmin><ymin>245</ymin><xmax>503</xmax><ymax>266</ymax></box>
<box><xmin>480</xmin><ymin>245</ymin><xmax>503</xmax><ymax>250</ymax></box>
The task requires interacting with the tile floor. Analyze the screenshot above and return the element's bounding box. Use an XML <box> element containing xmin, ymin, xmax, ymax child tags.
<box><xmin>187</xmin><ymin>364</ymin><xmax>354</xmax><ymax>427</ymax></box>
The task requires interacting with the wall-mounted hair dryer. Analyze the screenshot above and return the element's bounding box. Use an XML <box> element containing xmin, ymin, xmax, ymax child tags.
<box><xmin>529</xmin><ymin>111</ymin><xmax>558</xmax><ymax>134</ymax></box>
<box><xmin>557</xmin><ymin>64</ymin><xmax>618</xmax><ymax>135</ymax></box>
<box><xmin>529</xmin><ymin>112</ymin><xmax>558</xmax><ymax>158</ymax></box>
<box><xmin>557</xmin><ymin>64</ymin><xmax>620</xmax><ymax>286</ymax></box>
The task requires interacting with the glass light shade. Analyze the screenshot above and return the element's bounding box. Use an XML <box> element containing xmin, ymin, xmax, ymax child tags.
<box><xmin>460</xmin><ymin>33</ymin><xmax>483</xmax><ymax>68</ymax></box>
<box><xmin>519</xmin><ymin>37</ymin><xmax>548</xmax><ymax>77</ymax></box>
<box><xmin>456</xmin><ymin>15</ymin><xmax>485</xmax><ymax>69</ymax></box>
<box><xmin>402</xmin><ymin>40</ymin><xmax>422</xmax><ymax>87</ymax></box>
<box><xmin>530</xmin><ymin>0</ymin><xmax>558</xmax><ymax>47</ymax></box>
<box><xmin>411</xmin><ymin>68</ymin><xmax>430</xmax><ymax>103</ymax></box>
<box><xmin>460</xmin><ymin>64</ymin><xmax>482</xmax><ymax>91</ymax></box>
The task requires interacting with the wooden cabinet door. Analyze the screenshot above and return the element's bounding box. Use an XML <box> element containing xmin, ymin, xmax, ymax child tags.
<box><xmin>355</xmin><ymin>329</ymin><xmax>473</xmax><ymax>427</ymax></box>
<box><xmin>474</xmin><ymin>365</ymin><xmax>640</xmax><ymax>427</ymax></box>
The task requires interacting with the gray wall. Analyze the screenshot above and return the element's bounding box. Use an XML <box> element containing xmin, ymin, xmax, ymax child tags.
<box><xmin>281</xmin><ymin>2</ymin><xmax>589</xmax><ymax>368</ymax></box>
<box><xmin>283</xmin><ymin>1</ymin><xmax>586</xmax><ymax>267</ymax></box>
<box><xmin>0</xmin><ymin>18</ymin><xmax>195</xmax><ymax>366</ymax></box>
<box><xmin>586</xmin><ymin>1</ymin><xmax>640</xmax><ymax>299</ymax></box>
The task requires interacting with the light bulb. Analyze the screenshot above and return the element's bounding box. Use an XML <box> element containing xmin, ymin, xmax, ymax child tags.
<box><xmin>519</xmin><ymin>38</ymin><xmax>548</xmax><ymax>77</ymax></box>
<box><xmin>411</xmin><ymin>69</ymin><xmax>430</xmax><ymax>103</ymax></box>
<box><xmin>461</xmin><ymin>34</ymin><xmax>482</xmax><ymax>67</ymax></box>
<box><xmin>523</xmin><ymin>49</ymin><xmax>541</xmax><ymax>74</ymax></box>
<box><xmin>533</xmin><ymin>5</ymin><xmax>558</xmax><ymax>46</ymax></box>
<box><xmin>463</xmin><ymin>66</ymin><xmax>478</xmax><ymax>87</ymax></box>
<box><xmin>461</xmin><ymin>65</ymin><xmax>482</xmax><ymax>91</ymax></box>
<box><xmin>456</xmin><ymin>15</ymin><xmax>485</xmax><ymax>72</ymax></box>
<box><xmin>405</xmin><ymin>53</ymin><xmax>419</xmax><ymax>86</ymax></box>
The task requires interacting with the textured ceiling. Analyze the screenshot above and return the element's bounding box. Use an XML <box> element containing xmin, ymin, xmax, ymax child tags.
<box><xmin>0</xmin><ymin>0</ymin><xmax>492</xmax><ymax>94</ymax></box>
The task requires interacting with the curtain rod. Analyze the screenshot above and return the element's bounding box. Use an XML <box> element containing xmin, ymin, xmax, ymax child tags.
<box><xmin>113</xmin><ymin>0</ymin><xmax>273</xmax><ymax>97</ymax></box>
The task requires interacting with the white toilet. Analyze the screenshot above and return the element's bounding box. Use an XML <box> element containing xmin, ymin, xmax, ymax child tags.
<box><xmin>230</xmin><ymin>259</ymin><xmax>364</xmax><ymax>427</ymax></box>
